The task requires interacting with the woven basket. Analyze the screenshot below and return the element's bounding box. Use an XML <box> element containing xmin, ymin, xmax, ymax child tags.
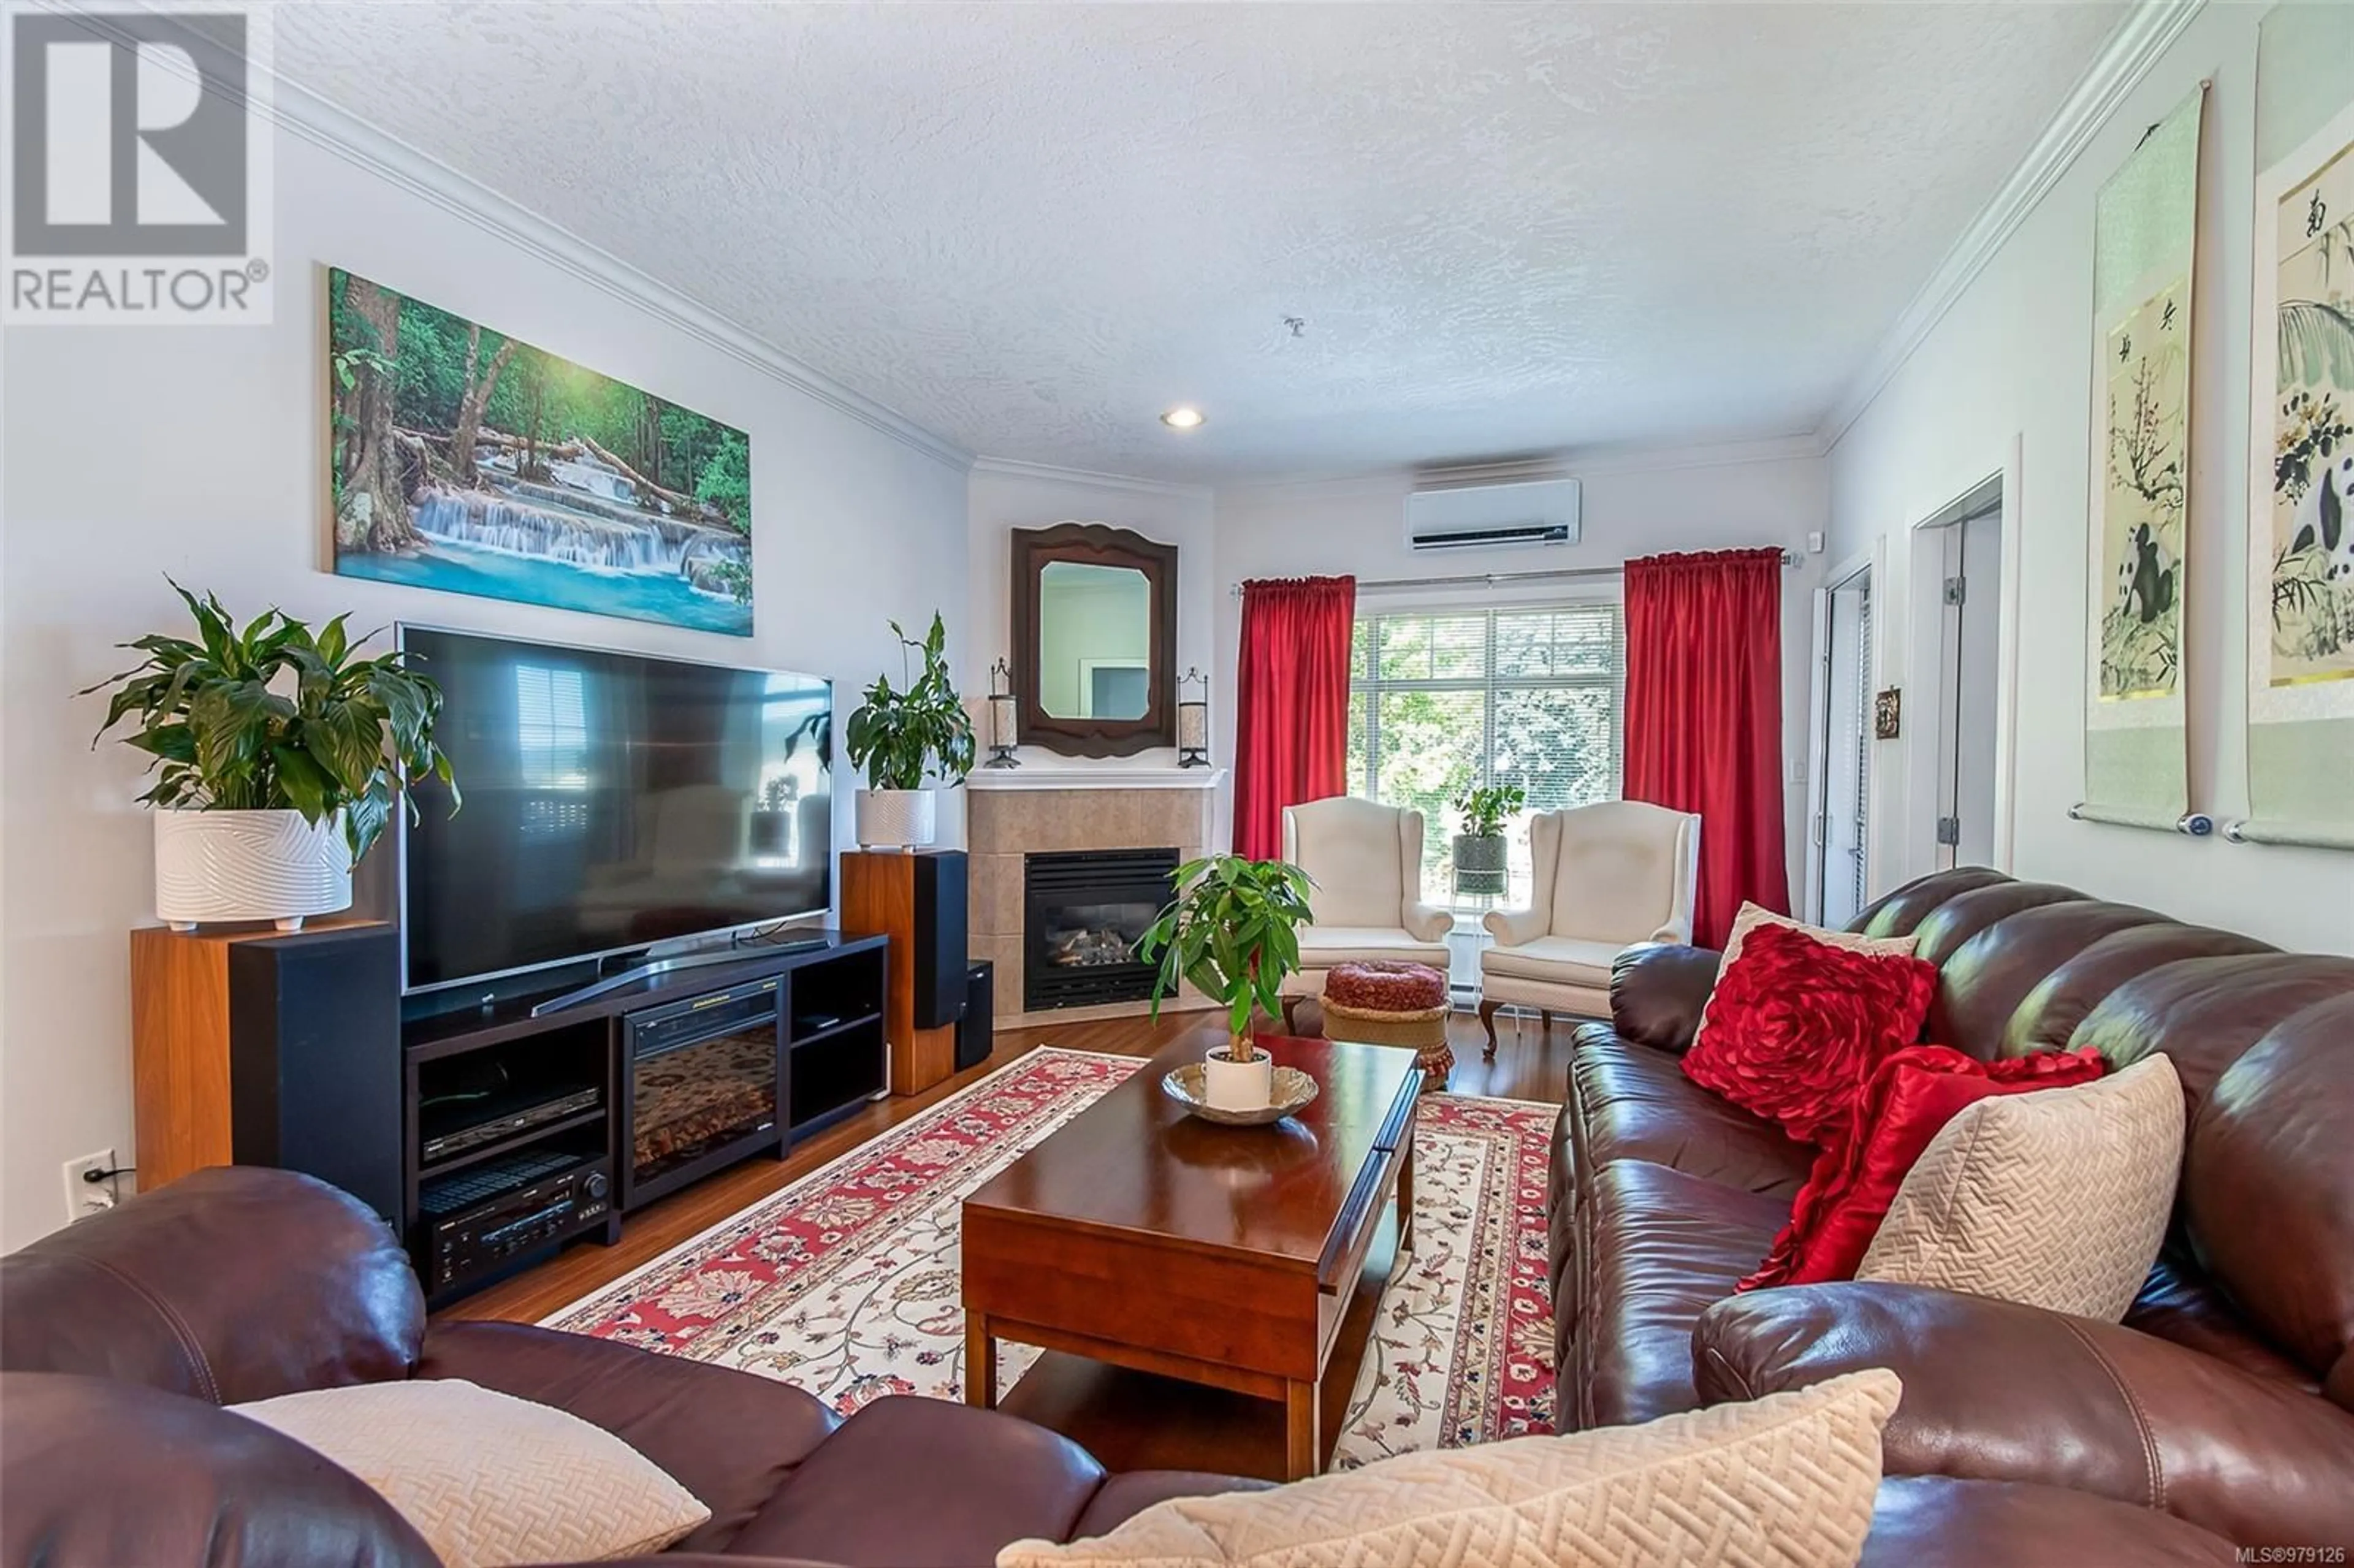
<box><xmin>1321</xmin><ymin>998</ymin><xmax>1450</xmax><ymax>1051</ymax></box>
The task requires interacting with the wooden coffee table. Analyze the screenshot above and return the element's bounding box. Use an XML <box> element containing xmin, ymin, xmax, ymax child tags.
<box><xmin>962</xmin><ymin>1030</ymin><xmax>1420</xmax><ymax>1480</ymax></box>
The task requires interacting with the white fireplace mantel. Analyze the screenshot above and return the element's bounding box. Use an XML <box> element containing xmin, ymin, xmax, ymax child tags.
<box><xmin>965</xmin><ymin>766</ymin><xmax>1227</xmax><ymax>793</ymax></box>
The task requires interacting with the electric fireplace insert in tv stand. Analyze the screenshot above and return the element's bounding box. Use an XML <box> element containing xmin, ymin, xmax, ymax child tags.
<box><xmin>401</xmin><ymin>931</ymin><xmax>889</xmax><ymax>1304</ymax></box>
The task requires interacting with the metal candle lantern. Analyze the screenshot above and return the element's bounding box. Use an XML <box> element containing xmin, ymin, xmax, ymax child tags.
<box><xmin>1176</xmin><ymin>667</ymin><xmax>1210</xmax><ymax>767</ymax></box>
<box><xmin>985</xmin><ymin>658</ymin><xmax>1021</xmax><ymax>767</ymax></box>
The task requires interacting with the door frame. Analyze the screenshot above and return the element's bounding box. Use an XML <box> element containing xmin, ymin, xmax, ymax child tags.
<box><xmin>1897</xmin><ymin>441</ymin><xmax>2023</xmax><ymax>883</ymax></box>
<box><xmin>1805</xmin><ymin>549</ymin><xmax>1876</xmax><ymax>924</ymax></box>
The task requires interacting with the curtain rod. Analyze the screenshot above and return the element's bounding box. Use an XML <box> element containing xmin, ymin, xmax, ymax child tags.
<box><xmin>1227</xmin><ymin>550</ymin><xmax>1800</xmax><ymax>599</ymax></box>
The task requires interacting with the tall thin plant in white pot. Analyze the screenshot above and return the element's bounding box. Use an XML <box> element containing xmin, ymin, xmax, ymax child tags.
<box><xmin>85</xmin><ymin>582</ymin><xmax>458</xmax><ymax>931</ymax></box>
<box><xmin>843</xmin><ymin>612</ymin><xmax>976</xmax><ymax>848</ymax></box>
<box><xmin>1137</xmin><ymin>856</ymin><xmax>1317</xmax><ymax>1111</ymax></box>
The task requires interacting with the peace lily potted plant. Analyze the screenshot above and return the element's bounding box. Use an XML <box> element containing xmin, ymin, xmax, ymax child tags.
<box><xmin>844</xmin><ymin>612</ymin><xmax>975</xmax><ymax>849</ymax></box>
<box><xmin>85</xmin><ymin>583</ymin><xmax>457</xmax><ymax>931</ymax></box>
<box><xmin>1137</xmin><ymin>856</ymin><xmax>1317</xmax><ymax>1111</ymax></box>
<box><xmin>1451</xmin><ymin>782</ymin><xmax>1523</xmax><ymax>897</ymax></box>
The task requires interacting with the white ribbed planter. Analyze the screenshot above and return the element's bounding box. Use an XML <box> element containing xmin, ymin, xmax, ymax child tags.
<box><xmin>154</xmin><ymin>809</ymin><xmax>352</xmax><ymax>932</ymax></box>
<box><xmin>854</xmin><ymin>788</ymin><xmax>937</xmax><ymax>849</ymax></box>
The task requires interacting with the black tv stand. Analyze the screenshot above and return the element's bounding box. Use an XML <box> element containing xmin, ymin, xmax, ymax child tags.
<box><xmin>403</xmin><ymin>931</ymin><xmax>890</xmax><ymax>1306</ymax></box>
<box><xmin>519</xmin><ymin>926</ymin><xmax>839</xmax><ymax>1018</ymax></box>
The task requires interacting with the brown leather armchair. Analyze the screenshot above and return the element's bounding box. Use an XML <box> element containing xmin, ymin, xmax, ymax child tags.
<box><xmin>0</xmin><ymin>1165</ymin><xmax>1259</xmax><ymax>1568</ymax></box>
<box><xmin>1548</xmin><ymin>867</ymin><xmax>2354</xmax><ymax>1555</ymax></box>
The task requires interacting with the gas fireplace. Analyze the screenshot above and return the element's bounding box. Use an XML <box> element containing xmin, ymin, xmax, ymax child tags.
<box><xmin>1023</xmin><ymin>848</ymin><xmax>1179</xmax><ymax>1011</ymax></box>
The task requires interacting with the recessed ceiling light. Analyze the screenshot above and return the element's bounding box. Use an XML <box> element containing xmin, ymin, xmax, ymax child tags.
<box><xmin>1160</xmin><ymin>406</ymin><xmax>1205</xmax><ymax>430</ymax></box>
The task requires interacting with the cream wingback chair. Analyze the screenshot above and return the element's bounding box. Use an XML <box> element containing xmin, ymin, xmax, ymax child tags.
<box><xmin>1477</xmin><ymin>800</ymin><xmax>1701</xmax><ymax>1056</ymax></box>
<box><xmin>1279</xmin><ymin>797</ymin><xmax>1455</xmax><ymax>1032</ymax></box>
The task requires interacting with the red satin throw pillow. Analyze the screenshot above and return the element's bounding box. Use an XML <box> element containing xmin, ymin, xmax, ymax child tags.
<box><xmin>1681</xmin><ymin>921</ymin><xmax>1938</xmax><ymax>1147</ymax></box>
<box><xmin>1739</xmin><ymin>1044</ymin><xmax>2109</xmax><ymax>1291</ymax></box>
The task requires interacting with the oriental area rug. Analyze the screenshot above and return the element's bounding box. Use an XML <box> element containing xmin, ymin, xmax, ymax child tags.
<box><xmin>544</xmin><ymin>1046</ymin><xmax>1556</xmax><ymax>1467</ymax></box>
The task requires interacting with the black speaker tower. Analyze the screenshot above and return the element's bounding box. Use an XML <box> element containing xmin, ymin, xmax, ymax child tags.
<box><xmin>226</xmin><ymin>926</ymin><xmax>405</xmax><ymax>1224</ymax></box>
<box><xmin>956</xmin><ymin>961</ymin><xmax>994</xmax><ymax>1070</ymax></box>
<box><xmin>910</xmin><ymin>850</ymin><xmax>969</xmax><ymax>1030</ymax></box>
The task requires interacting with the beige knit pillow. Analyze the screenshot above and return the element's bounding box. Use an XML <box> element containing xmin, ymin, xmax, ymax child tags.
<box><xmin>1000</xmin><ymin>1370</ymin><xmax>1900</xmax><ymax>1568</ymax></box>
<box><xmin>1859</xmin><ymin>1054</ymin><xmax>2183</xmax><ymax>1321</ymax></box>
<box><xmin>1717</xmin><ymin>902</ymin><xmax>1921</xmax><ymax>969</ymax></box>
<box><xmin>1691</xmin><ymin>904</ymin><xmax>1921</xmax><ymax>1054</ymax></box>
<box><xmin>232</xmin><ymin>1379</ymin><xmax>709</xmax><ymax>1567</ymax></box>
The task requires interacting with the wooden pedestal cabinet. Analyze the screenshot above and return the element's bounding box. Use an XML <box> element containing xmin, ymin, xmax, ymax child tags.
<box><xmin>129</xmin><ymin>919</ymin><xmax>403</xmax><ymax>1223</ymax></box>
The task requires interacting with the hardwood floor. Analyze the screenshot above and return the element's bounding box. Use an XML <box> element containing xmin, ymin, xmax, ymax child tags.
<box><xmin>444</xmin><ymin>1005</ymin><xmax>1577</xmax><ymax>1325</ymax></box>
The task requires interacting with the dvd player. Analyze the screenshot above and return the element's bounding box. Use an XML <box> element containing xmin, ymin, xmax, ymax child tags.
<box><xmin>421</xmin><ymin>1085</ymin><xmax>601</xmax><ymax>1164</ymax></box>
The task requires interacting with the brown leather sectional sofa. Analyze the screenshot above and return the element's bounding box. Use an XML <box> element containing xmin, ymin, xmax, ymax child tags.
<box><xmin>1552</xmin><ymin>866</ymin><xmax>2354</xmax><ymax>1557</ymax></box>
<box><xmin>1</xmin><ymin>1166</ymin><xmax>2247</xmax><ymax>1568</ymax></box>
<box><xmin>1</xmin><ymin>864</ymin><xmax>2339</xmax><ymax>1567</ymax></box>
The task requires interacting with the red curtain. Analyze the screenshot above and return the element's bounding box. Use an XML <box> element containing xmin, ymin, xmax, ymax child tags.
<box><xmin>1232</xmin><ymin>576</ymin><xmax>1356</xmax><ymax>859</ymax></box>
<box><xmin>1624</xmin><ymin>548</ymin><xmax>1790</xmax><ymax>947</ymax></box>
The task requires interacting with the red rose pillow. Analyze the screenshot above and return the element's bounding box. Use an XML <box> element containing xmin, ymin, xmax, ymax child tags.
<box><xmin>1680</xmin><ymin>921</ymin><xmax>1937</xmax><ymax>1147</ymax></box>
<box><xmin>1740</xmin><ymin>1044</ymin><xmax>2109</xmax><ymax>1291</ymax></box>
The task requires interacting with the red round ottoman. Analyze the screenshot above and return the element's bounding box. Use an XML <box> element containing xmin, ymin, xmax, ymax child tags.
<box><xmin>1321</xmin><ymin>961</ymin><xmax>1453</xmax><ymax>1085</ymax></box>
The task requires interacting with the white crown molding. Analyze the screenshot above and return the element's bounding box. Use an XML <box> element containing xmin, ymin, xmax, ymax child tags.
<box><xmin>71</xmin><ymin>0</ymin><xmax>2196</xmax><ymax>485</ymax></box>
<box><xmin>969</xmin><ymin>454</ymin><xmax>1213</xmax><ymax>501</ymax></box>
<box><xmin>57</xmin><ymin>0</ymin><xmax>977</xmax><ymax>474</ymax></box>
<box><xmin>967</xmin><ymin>764</ymin><xmax>1225</xmax><ymax>792</ymax></box>
<box><xmin>1816</xmin><ymin>0</ymin><xmax>2206</xmax><ymax>449</ymax></box>
<box><xmin>1215</xmin><ymin>431</ymin><xmax>1830</xmax><ymax>499</ymax></box>
<box><xmin>1435</xmin><ymin>432</ymin><xmax>1831</xmax><ymax>482</ymax></box>
<box><xmin>270</xmin><ymin>82</ymin><xmax>975</xmax><ymax>472</ymax></box>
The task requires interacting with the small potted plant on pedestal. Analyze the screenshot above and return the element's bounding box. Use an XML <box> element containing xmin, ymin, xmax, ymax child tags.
<box><xmin>85</xmin><ymin>582</ymin><xmax>457</xmax><ymax>931</ymax></box>
<box><xmin>844</xmin><ymin>612</ymin><xmax>976</xmax><ymax>849</ymax></box>
<box><xmin>1137</xmin><ymin>855</ymin><xmax>1316</xmax><ymax>1111</ymax></box>
<box><xmin>1451</xmin><ymin>782</ymin><xmax>1523</xmax><ymax>897</ymax></box>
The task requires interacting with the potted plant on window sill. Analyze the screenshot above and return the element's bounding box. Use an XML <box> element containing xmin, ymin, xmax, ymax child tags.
<box><xmin>1451</xmin><ymin>783</ymin><xmax>1523</xmax><ymax>897</ymax></box>
<box><xmin>1137</xmin><ymin>855</ymin><xmax>1317</xmax><ymax>1111</ymax></box>
<box><xmin>85</xmin><ymin>582</ymin><xmax>457</xmax><ymax>931</ymax></box>
<box><xmin>844</xmin><ymin>612</ymin><xmax>976</xmax><ymax>850</ymax></box>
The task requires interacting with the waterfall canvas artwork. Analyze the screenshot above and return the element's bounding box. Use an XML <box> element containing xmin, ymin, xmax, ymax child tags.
<box><xmin>328</xmin><ymin>268</ymin><xmax>753</xmax><ymax>636</ymax></box>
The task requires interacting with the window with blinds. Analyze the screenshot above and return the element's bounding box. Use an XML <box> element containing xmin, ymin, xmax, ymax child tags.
<box><xmin>1346</xmin><ymin>601</ymin><xmax>1625</xmax><ymax>908</ymax></box>
<box><xmin>514</xmin><ymin>664</ymin><xmax>591</xmax><ymax>791</ymax></box>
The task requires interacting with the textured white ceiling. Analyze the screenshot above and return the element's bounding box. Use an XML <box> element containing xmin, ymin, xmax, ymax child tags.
<box><xmin>273</xmin><ymin>2</ymin><xmax>2128</xmax><ymax>482</ymax></box>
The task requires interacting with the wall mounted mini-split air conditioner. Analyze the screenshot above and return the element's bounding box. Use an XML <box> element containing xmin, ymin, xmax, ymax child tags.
<box><xmin>1404</xmin><ymin>476</ymin><xmax>1582</xmax><ymax>552</ymax></box>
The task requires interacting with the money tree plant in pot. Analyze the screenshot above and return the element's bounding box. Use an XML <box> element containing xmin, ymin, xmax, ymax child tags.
<box><xmin>85</xmin><ymin>583</ymin><xmax>457</xmax><ymax>931</ymax></box>
<box><xmin>1451</xmin><ymin>782</ymin><xmax>1524</xmax><ymax>897</ymax></box>
<box><xmin>843</xmin><ymin>612</ymin><xmax>976</xmax><ymax>849</ymax></box>
<box><xmin>1137</xmin><ymin>855</ymin><xmax>1317</xmax><ymax>1111</ymax></box>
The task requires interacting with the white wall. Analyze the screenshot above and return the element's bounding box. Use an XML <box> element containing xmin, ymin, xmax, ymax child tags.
<box><xmin>964</xmin><ymin>460</ymin><xmax>1217</xmax><ymax>777</ymax></box>
<box><xmin>1212</xmin><ymin>448</ymin><xmax>1830</xmax><ymax>889</ymax></box>
<box><xmin>1827</xmin><ymin>2</ymin><xmax>2353</xmax><ymax>954</ymax></box>
<box><xmin>0</xmin><ymin>129</ymin><xmax>971</xmax><ymax>1246</ymax></box>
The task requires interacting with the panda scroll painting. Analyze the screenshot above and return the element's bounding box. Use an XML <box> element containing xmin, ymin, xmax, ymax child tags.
<box><xmin>2265</xmin><ymin>132</ymin><xmax>2354</xmax><ymax>690</ymax></box>
<box><xmin>2099</xmin><ymin>278</ymin><xmax>2191</xmax><ymax>701</ymax></box>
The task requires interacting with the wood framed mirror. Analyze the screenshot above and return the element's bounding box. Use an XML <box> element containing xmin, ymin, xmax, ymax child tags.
<box><xmin>1011</xmin><ymin>522</ymin><xmax>1179</xmax><ymax>758</ymax></box>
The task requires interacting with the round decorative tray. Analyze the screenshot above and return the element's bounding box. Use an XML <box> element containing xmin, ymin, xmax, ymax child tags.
<box><xmin>1162</xmin><ymin>1064</ymin><xmax>1320</xmax><ymax>1126</ymax></box>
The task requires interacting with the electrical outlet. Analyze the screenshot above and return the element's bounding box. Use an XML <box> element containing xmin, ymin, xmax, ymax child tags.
<box><xmin>63</xmin><ymin>1149</ymin><xmax>121</xmax><ymax>1222</ymax></box>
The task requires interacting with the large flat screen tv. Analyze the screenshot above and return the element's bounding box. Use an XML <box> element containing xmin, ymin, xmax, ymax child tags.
<box><xmin>399</xmin><ymin>626</ymin><xmax>832</xmax><ymax>994</ymax></box>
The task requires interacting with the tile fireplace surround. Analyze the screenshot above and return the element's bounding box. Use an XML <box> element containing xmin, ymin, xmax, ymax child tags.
<box><xmin>967</xmin><ymin>767</ymin><xmax>1225</xmax><ymax>1026</ymax></box>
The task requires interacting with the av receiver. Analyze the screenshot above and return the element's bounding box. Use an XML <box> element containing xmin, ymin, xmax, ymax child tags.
<box><xmin>418</xmin><ymin>1153</ymin><xmax>611</xmax><ymax>1295</ymax></box>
